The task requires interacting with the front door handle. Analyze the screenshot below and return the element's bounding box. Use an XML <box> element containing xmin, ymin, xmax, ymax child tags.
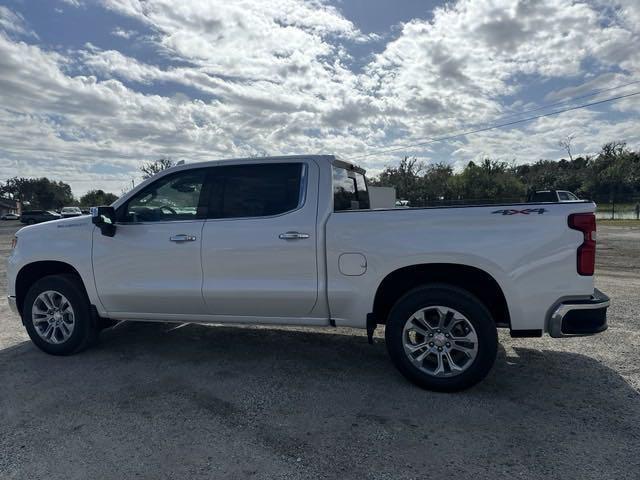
<box><xmin>279</xmin><ymin>231</ymin><xmax>310</xmax><ymax>240</ymax></box>
<box><xmin>170</xmin><ymin>234</ymin><xmax>197</xmax><ymax>242</ymax></box>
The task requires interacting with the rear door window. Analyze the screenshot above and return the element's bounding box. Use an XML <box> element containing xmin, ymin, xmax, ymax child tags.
<box><xmin>206</xmin><ymin>163</ymin><xmax>304</xmax><ymax>219</ymax></box>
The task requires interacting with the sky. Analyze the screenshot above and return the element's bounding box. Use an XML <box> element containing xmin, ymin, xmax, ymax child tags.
<box><xmin>0</xmin><ymin>0</ymin><xmax>639</xmax><ymax>196</ymax></box>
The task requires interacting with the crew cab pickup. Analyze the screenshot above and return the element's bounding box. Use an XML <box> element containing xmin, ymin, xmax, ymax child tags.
<box><xmin>6</xmin><ymin>155</ymin><xmax>609</xmax><ymax>391</ymax></box>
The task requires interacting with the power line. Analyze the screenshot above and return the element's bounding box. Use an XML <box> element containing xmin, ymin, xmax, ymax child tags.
<box><xmin>419</xmin><ymin>79</ymin><xmax>640</xmax><ymax>133</ymax></box>
<box><xmin>481</xmin><ymin>79</ymin><xmax>640</xmax><ymax>124</ymax></box>
<box><xmin>352</xmin><ymin>90</ymin><xmax>640</xmax><ymax>160</ymax></box>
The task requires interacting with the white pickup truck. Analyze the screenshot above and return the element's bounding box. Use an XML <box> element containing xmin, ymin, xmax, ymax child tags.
<box><xmin>7</xmin><ymin>155</ymin><xmax>609</xmax><ymax>391</ymax></box>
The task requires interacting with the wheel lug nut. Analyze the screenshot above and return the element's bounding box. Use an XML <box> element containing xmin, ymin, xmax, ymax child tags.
<box><xmin>437</xmin><ymin>346</ymin><xmax>443</xmax><ymax>351</ymax></box>
<box><xmin>429</xmin><ymin>342</ymin><xmax>434</xmax><ymax>347</ymax></box>
<box><xmin>445</xmin><ymin>333</ymin><xmax>450</xmax><ymax>338</ymax></box>
<box><xmin>446</xmin><ymin>342</ymin><xmax>451</xmax><ymax>347</ymax></box>
<box><xmin>428</xmin><ymin>333</ymin><xmax>433</xmax><ymax>337</ymax></box>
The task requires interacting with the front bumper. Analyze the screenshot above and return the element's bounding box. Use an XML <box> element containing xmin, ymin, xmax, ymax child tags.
<box><xmin>548</xmin><ymin>288</ymin><xmax>610</xmax><ymax>338</ymax></box>
<box><xmin>7</xmin><ymin>295</ymin><xmax>18</xmax><ymax>315</ymax></box>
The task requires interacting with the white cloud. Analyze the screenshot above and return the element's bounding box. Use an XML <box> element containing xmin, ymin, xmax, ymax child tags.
<box><xmin>60</xmin><ymin>0</ymin><xmax>83</xmax><ymax>7</ymax></box>
<box><xmin>362</xmin><ymin>0</ymin><xmax>640</xmax><ymax>138</ymax></box>
<box><xmin>111</xmin><ymin>27</ymin><xmax>137</xmax><ymax>39</ymax></box>
<box><xmin>0</xmin><ymin>6</ymin><xmax>38</xmax><ymax>39</ymax></box>
<box><xmin>0</xmin><ymin>0</ymin><xmax>639</xmax><ymax>195</ymax></box>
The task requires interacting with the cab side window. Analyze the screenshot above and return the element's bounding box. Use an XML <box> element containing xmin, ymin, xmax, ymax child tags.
<box><xmin>121</xmin><ymin>169</ymin><xmax>207</xmax><ymax>223</ymax></box>
<box><xmin>333</xmin><ymin>166</ymin><xmax>370</xmax><ymax>211</ymax></box>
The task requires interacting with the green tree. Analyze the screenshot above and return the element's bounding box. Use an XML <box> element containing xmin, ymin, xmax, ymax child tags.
<box><xmin>457</xmin><ymin>159</ymin><xmax>525</xmax><ymax>202</ymax></box>
<box><xmin>370</xmin><ymin>157</ymin><xmax>424</xmax><ymax>205</ymax></box>
<box><xmin>0</xmin><ymin>177</ymin><xmax>74</xmax><ymax>210</ymax></box>
<box><xmin>420</xmin><ymin>163</ymin><xmax>460</xmax><ymax>203</ymax></box>
<box><xmin>584</xmin><ymin>142</ymin><xmax>640</xmax><ymax>202</ymax></box>
<box><xmin>515</xmin><ymin>157</ymin><xmax>590</xmax><ymax>197</ymax></box>
<box><xmin>79</xmin><ymin>189</ymin><xmax>119</xmax><ymax>207</ymax></box>
<box><xmin>369</xmin><ymin>142</ymin><xmax>640</xmax><ymax>207</ymax></box>
<box><xmin>140</xmin><ymin>157</ymin><xmax>175</xmax><ymax>179</ymax></box>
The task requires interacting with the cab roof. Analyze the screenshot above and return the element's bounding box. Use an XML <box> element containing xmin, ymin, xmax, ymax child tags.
<box><xmin>166</xmin><ymin>154</ymin><xmax>364</xmax><ymax>174</ymax></box>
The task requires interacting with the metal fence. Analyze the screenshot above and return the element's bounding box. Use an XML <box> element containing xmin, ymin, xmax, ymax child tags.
<box><xmin>594</xmin><ymin>198</ymin><xmax>640</xmax><ymax>220</ymax></box>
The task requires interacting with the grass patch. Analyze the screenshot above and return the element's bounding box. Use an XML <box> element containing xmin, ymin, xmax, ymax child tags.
<box><xmin>598</xmin><ymin>219</ymin><xmax>640</xmax><ymax>227</ymax></box>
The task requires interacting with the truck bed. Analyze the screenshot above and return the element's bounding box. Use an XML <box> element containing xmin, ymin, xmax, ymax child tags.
<box><xmin>324</xmin><ymin>201</ymin><xmax>596</xmax><ymax>331</ymax></box>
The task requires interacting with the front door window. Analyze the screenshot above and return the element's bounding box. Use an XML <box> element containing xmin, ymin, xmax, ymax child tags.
<box><xmin>122</xmin><ymin>169</ymin><xmax>207</xmax><ymax>222</ymax></box>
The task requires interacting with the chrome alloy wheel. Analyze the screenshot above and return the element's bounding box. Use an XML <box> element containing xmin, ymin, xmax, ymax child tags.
<box><xmin>31</xmin><ymin>290</ymin><xmax>75</xmax><ymax>344</ymax></box>
<box><xmin>402</xmin><ymin>306</ymin><xmax>478</xmax><ymax>377</ymax></box>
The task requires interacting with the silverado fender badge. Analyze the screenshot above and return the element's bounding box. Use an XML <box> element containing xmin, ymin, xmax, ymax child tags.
<box><xmin>492</xmin><ymin>208</ymin><xmax>547</xmax><ymax>215</ymax></box>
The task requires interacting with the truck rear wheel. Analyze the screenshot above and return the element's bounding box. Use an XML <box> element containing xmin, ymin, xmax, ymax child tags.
<box><xmin>23</xmin><ymin>274</ymin><xmax>98</xmax><ymax>355</ymax></box>
<box><xmin>385</xmin><ymin>284</ymin><xmax>498</xmax><ymax>391</ymax></box>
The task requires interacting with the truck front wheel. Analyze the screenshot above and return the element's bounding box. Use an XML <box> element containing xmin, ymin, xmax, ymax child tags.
<box><xmin>23</xmin><ymin>274</ymin><xmax>98</xmax><ymax>355</ymax></box>
<box><xmin>385</xmin><ymin>284</ymin><xmax>498</xmax><ymax>392</ymax></box>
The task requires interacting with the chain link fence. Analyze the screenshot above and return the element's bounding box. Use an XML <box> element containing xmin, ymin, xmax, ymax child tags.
<box><xmin>593</xmin><ymin>196</ymin><xmax>640</xmax><ymax>220</ymax></box>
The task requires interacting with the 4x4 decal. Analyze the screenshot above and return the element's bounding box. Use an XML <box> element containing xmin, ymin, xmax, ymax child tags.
<box><xmin>492</xmin><ymin>208</ymin><xmax>548</xmax><ymax>215</ymax></box>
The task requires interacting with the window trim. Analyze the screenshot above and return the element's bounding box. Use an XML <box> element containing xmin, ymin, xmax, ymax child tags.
<box><xmin>115</xmin><ymin>162</ymin><xmax>309</xmax><ymax>224</ymax></box>
<box><xmin>116</xmin><ymin>167</ymin><xmax>209</xmax><ymax>225</ymax></box>
<box><xmin>203</xmin><ymin>162</ymin><xmax>308</xmax><ymax>222</ymax></box>
<box><xmin>354</xmin><ymin>169</ymin><xmax>370</xmax><ymax>209</ymax></box>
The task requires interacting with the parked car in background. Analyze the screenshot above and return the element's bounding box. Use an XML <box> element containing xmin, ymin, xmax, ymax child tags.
<box><xmin>19</xmin><ymin>210</ymin><xmax>62</xmax><ymax>225</ymax></box>
<box><xmin>1</xmin><ymin>213</ymin><xmax>20</xmax><ymax>220</ymax></box>
<box><xmin>60</xmin><ymin>207</ymin><xmax>83</xmax><ymax>218</ymax></box>
<box><xmin>527</xmin><ymin>190</ymin><xmax>581</xmax><ymax>202</ymax></box>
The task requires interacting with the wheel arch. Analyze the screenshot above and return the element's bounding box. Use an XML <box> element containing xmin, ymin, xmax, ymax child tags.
<box><xmin>372</xmin><ymin>263</ymin><xmax>511</xmax><ymax>328</ymax></box>
<box><xmin>15</xmin><ymin>261</ymin><xmax>88</xmax><ymax>316</ymax></box>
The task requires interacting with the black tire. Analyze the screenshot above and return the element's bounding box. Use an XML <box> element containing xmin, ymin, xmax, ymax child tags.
<box><xmin>23</xmin><ymin>274</ymin><xmax>98</xmax><ymax>355</ymax></box>
<box><xmin>385</xmin><ymin>283</ymin><xmax>498</xmax><ymax>392</ymax></box>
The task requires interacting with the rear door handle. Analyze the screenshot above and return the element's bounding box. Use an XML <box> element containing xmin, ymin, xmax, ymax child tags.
<box><xmin>278</xmin><ymin>231</ymin><xmax>310</xmax><ymax>240</ymax></box>
<box><xmin>170</xmin><ymin>234</ymin><xmax>197</xmax><ymax>242</ymax></box>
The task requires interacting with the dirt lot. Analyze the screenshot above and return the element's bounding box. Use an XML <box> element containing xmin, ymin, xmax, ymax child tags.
<box><xmin>1</xmin><ymin>220</ymin><xmax>639</xmax><ymax>480</ymax></box>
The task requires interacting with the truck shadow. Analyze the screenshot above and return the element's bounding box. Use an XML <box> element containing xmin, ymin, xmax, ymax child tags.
<box><xmin>1</xmin><ymin>322</ymin><xmax>639</xmax><ymax>478</ymax></box>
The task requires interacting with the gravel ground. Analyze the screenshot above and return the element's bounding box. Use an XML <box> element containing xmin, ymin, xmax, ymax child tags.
<box><xmin>1</xmin><ymin>220</ymin><xmax>639</xmax><ymax>480</ymax></box>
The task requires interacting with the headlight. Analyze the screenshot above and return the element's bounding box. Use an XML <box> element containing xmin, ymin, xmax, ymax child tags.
<box><xmin>11</xmin><ymin>236</ymin><xmax>17</xmax><ymax>249</ymax></box>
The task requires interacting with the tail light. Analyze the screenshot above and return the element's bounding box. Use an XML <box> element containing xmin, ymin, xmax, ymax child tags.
<box><xmin>568</xmin><ymin>213</ymin><xmax>596</xmax><ymax>276</ymax></box>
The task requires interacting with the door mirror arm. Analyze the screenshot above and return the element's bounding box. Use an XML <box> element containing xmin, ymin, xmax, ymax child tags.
<box><xmin>90</xmin><ymin>206</ymin><xmax>117</xmax><ymax>237</ymax></box>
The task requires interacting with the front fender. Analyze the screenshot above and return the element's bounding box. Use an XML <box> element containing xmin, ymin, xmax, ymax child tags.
<box><xmin>9</xmin><ymin>218</ymin><xmax>104</xmax><ymax>315</ymax></box>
